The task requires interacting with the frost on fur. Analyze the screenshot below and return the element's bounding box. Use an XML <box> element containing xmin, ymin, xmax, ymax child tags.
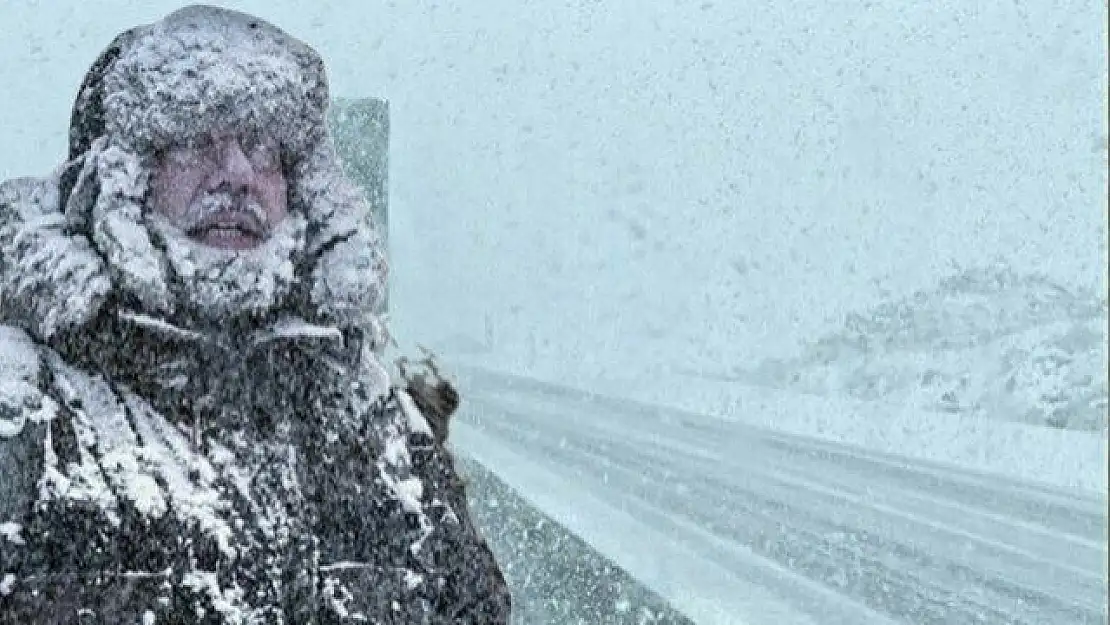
<box><xmin>0</xmin><ymin>176</ymin><xmax>111</xmax><ymax>341</ymax></box>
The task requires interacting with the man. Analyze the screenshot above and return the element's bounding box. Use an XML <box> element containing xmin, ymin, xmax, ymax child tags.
<box><xmin>0</xmin><ymin>5</ymin><xmax>510</xmax><ymax>623</ymax></box>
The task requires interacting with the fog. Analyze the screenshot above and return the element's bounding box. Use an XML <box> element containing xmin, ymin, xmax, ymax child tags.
<box><xmin>2</xmin><ymin>0</ymin><xmax>1105</xmax><ymax>366</ymax></box>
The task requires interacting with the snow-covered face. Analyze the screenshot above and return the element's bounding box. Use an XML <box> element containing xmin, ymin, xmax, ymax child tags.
<box><xmin>145</xmin><ymin>205</ymin><xmax>306</xmax><ymax>324</ymax></box>
<box><xmin>150</xmin><ymin>131</ymin><xmax>289</xmax><ymax>251</ymax></box>
<box><xmin>141</xmin><ymin>130</ymin><xmax>306</xmax><ymax>323</ymax></box>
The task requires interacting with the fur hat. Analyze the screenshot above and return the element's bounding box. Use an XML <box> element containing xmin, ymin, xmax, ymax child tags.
<box><xmin>51</xmin><ymin>5</ymin><xmax>387</xmax><ymax>336</ymax></box>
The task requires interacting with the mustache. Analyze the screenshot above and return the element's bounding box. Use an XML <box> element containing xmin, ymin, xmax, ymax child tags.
<box><xmin>177</xmin><ymin>192</ymin><xmax>268</xmax><ymax>236</ymax></box>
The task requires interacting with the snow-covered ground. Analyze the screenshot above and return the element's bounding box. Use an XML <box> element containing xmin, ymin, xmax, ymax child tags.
<box><xmin>454</xmin><ymin>367</ymin><xmax>1109</xmax><ymax>625</ymax></box>
<box><xmin>445</xmin><ymin>348</ymin><xmax>1107</xmax><ymax>495</ymax></box>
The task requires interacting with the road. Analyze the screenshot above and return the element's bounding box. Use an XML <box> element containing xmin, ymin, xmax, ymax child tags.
<box><xmin>450</xmin><ymin>365</ymin><xmax>1109</xmax><ymax>625</ymax></box>
<box><xmin>460</xmin><ymin>455</ymin><xmax>695</xmax><ymax>625</ymax></box>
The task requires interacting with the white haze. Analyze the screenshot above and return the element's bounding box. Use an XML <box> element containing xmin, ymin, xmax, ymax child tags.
<box><xmin>1</xmin><ymin>0</ymin><xmax>1105</xmax><ymax>388</ymax></box>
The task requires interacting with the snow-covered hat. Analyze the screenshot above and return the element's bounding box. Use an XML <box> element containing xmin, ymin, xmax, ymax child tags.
<box><xmin>56</xmin><ymin>5</ymin><xmax>387</xmax><ymax>333</ymax></box>
<box><xmin>66</xmin><ymin>5</ymin><xmax>328</xmax><ymax>169</ymax></box>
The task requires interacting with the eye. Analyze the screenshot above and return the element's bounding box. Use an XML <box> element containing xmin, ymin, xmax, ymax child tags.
<box><xmin>162</xmin><ymin>135</ymin><xmax>217</xmax><ymax>167</ymax></box>
<box><xmin>162</xmin><ymin>143</ymin><xmax>205</xmax><ymax>168</ymax></box>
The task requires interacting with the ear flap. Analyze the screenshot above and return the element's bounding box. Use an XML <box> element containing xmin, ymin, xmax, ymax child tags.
<box><xmin>87</xmin><ymin>143</ymin><xmax>174</xmax><ymax>318</ymax></box>
<box><xmin>288</xmin><ymin>141</ymin><xmax>389</xmax><ymax>331</ymax></box>
<box><xmin>60</xmin><ymin>28</ymin><xmax>139</xmax><ymax>204</ymax></box>
<box><xmin>0</xmin><ymin>177</ymin><xmax>112</xmax><ymax>341</ymax></box>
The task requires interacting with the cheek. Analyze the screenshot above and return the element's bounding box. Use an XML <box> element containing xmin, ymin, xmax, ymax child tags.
<box><xmin>151</xmin><ymin>169</ymin><xmax>205</xmax><ymax>220</ymax></box>
<box><xmin>260</xmin><ymin>173</ymin><xmax>290</xmax><ymax>222</ymax></box>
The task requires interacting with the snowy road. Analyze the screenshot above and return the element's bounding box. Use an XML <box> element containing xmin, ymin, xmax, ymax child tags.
<box><xmin>450</xmin><ymin>366</ymin><xmax>1109</xmax><ymax>625</ymax></box>
<box><xmin>459</xmin><ymin>455</ymin><xmax>695</xmax><ymax>625</ymax></box>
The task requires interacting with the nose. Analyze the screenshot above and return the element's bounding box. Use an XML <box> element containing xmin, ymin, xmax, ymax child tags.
<box><xmin>209</xmin><ymin>136</ymin><xmax>255</xmax><ymax>190</ymax></box>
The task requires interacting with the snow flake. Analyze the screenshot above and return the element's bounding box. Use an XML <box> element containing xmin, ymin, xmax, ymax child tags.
<box><xmin>403</xmin><ymin>569</ymin><xmax>425</xmax><ymax>590</ymax></box>
<box><xmin>181</xmin><ymin>570</ymin><xmax>247</xmax><ymax>624</ymax></box>
<box><xmin>392</xmin><ymin>476</ymin><xmax>424</xmax><ymax>514</ymax></box>
<box><xmin>396</xmin><ymin>390</ymin><xmax>434</xmax><ymax>437</ymax></box>
<box><xmin>322</xmin><ymin>576</ymin><xmax>354</xmax><ymax>618</ymax></box>
<box><xmin>383</xmin><ymin>434</ymin><xmax>410</xmax><ymax>467</ymax></box>
<box><xmin>257</xmin><ymin>316</ymin><xmax>342</xmax><ymax>343</ymax></box>
<box><xmin>0</xmin><ymin>574</ymin><xmax>15</xmax><ymax>596</ymax></box>
<box><xmin>0</xmin><ymin>522</ymin><xmax>24</xmax><ymax>545</ymax></box>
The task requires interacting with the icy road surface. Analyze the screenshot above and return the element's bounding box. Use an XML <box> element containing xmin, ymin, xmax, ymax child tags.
<box><xmin>450</xmin><ymin>366</ymin><xmax>1109</xmax><ymax>625</ymax></box>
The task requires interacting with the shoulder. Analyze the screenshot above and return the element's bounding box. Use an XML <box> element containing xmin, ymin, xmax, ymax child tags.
<box><xmin>0</xmin><ymin>171</ymin><xmax>111</xmax><ymax>342</ymax></box>
<box><xmin>0</xmin><ymin>175</ymin><xmax>61</xmax><ymax>257</ymax></box>
<box><xmin>0</xmin><ymin>324</ymin><xmax>41</xmax><ymax>367</ymax></box>
<box><xmin>0</xmin><ymin>175</ymin><xmax>60</xmax><ymax>218</ymax></box>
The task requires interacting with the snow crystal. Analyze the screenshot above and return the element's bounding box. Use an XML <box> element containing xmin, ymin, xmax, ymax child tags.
<box><xmin>403</xmin><ymin>569</ymin><xmax>424</xmax><ymax>590</ymax></box>
<box><xmin>0</xmin><ymin>327</ymin><xmax>39</xmax><ymax>381</ymax></box>
<box><xmin>142</xmin><ymin>610</ymin><xmax>156</xmax><ymax>625</ymax></box>
<box><xmin>359</xmin><ymin>353</ymin><xmax>392</xmax><ymax>403</ymax></box>
<box><xmin>377</xmin><ymin>464</ymin><xmax>433</xmax><ymax>555</ymax></box>
<box><xmin>0</xmin><ymin>522</ymin><xmax>24</xmax><ymax>545</ymax></box>
<box><xmin>38</xmin><ymin>461</ymin><xmax>72</xmax><ymax>503</ymax></box>
<box><xmin>150</xmin><ymin>213</ymin><xmax>305</xmax><ymax>322</ymax></box>
<box><xmin>0</xmin><ymin>574</ymin><xmax>14</xmax><ymax>596</ymax></box>
<box><xmin>92</xmin><ymin>197</ymin><xmax>172</xmax><ymax>316</ymax></box>
<box><xmin>57</xmin><ymin>450</ymin><xmax>122</xmax><ymax>524</ymax></box>
<box><xmin>181</xmin><ymin>570</ymin><xmax>247</xmax><ymax>623</ymax></box>
<box><xmin>116</xmin><ymin>310</ymin><xmax>205</xmax><ymax>342</ymax></box>
<box><xmin>383</xmin><ymin>434</ymin><xmax>410</xmax><ymax>467</ymax></box>
<box><xmin>392</xmin><ymin>476</ymin><xmax>424</xmax><ymax>515</ymax></box>
<box><xmin>100</xmin><ymin>450</ymin><xmax>168</xmax><ymax>518</ymax></box>
<box><xmin>0</xmin><ymin>414</ymin><xmax>24</xmax><ymax>439</ymax></box>
<box><xmin>47</xmin><ymin>358</ymin><xmax>172</xmax><ymax>519</ymax></box>
<box><xmin>396</xmin><ymin>390</ymin><xmax>434</xmax><ymax>437</ymax></box>
<box><xmin>322</xmin><ymin>577</ymin><xmax>353</xmax><ymax>618</ymax></box>
<box><xmin>205</xmin><ymin>441</ymin><xmax>236</xmax><ymax>468</ymax></box>
<box><xmin>28</xmin><ymin>373</ymin><xmax>123</xmax><ymax>523</ymax></box>
<box><xmin>0</xmin><ymin>327</ymin><xmax>54</xmax><ymax>438</ymax></box>
<box><xmin>261</xmin><ymin>316</ymin><xmax>343</xmax><ymax>342</ymax></box>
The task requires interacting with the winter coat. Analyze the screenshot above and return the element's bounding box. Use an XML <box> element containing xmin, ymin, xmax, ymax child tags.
<box><xmin>0</xmin><ymin>6</ymin><xmax>510</xmax><ymax>624</ymax></box>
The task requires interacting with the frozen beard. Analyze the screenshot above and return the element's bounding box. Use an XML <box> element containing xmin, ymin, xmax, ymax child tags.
<box><xmin>146</xmin><ymin>191</ymin><xmax>306</xmax><ymax>325</ymax></box>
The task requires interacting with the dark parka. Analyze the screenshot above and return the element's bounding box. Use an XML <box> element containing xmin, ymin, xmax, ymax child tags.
<box><xmin>0</xmin><ymin>6</ymin><xmax>510</xmax><ymax>624</ymax></box>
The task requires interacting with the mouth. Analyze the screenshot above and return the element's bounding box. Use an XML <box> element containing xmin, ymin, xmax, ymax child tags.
<box><xmin>187</xmin><ymin>210</ymin><xmax>266</xmax><ymax>250</ymax></box>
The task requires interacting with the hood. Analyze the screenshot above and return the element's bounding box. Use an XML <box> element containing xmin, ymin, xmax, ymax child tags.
<box><xmin>1</xmin><ymin>5</ymin><xmax>389</xmax><ymax>354</ymax></box>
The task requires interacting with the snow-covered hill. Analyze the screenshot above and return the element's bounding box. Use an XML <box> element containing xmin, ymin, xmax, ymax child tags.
<box><xmin>748</xmin><ymin>264</ymin><xmax>1108</xmax><ymax>431</ymax></box>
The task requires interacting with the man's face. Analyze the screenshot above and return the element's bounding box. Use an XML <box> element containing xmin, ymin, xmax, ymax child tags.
<box><xmin>149</xmin><ymin>131</ymin><xmax>289</xmax><ymax>251</ymax></box>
